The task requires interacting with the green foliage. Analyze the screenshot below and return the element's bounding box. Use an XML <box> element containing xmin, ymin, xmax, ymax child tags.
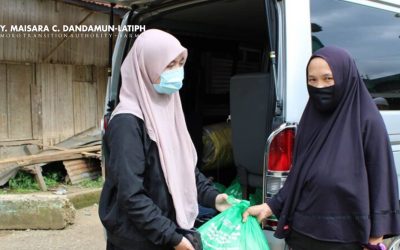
<box><xmin>1</xmin><ymin>169</ymin><xmax>103</xmax><ymax>194</ymax></box>
<box><xmin>43</xmin><ymin>171</ymin><xmax>63</xmax><ymax>188</ymax></box>
<box><xmin>78</xmin><ymin>176</ymin><xmax>104</xmax><ymax>188</ymax></box>
<box><xmin>8</xmin><ymin>172</ymin><xmax>39</xmax><ymax>193</ymax></box>
<box><xmin>4</xmin><ymin>170</ymin><xmax>64</xmax><ymax>193</ymax></box>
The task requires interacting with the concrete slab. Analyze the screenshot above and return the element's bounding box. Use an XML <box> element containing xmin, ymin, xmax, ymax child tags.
<box><xmin>66</xmin><ymin>187</ymin><xmax>101</xmax><ymax>209</ymax></box>
<box><xmin>0</xmin><ymin>204</ymin><xmax>106</xmax><ymax>250</ymax></box>
<box><xmin>0</xmin><ymin>194</ymin><xmax>75</xmax><ymax>230</ymax></box>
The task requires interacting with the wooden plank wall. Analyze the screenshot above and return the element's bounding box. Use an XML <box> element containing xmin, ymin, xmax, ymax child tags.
<box><xmin>72</xmin><ymin>66</ymin><xmax>97</xmax><ymax>135</ymax></box>
<box><xmin>39</xmin><ymin>64</ymin><xmax>75</xmax><ymax>146</ymax></box>
<box><xmin>0</xmin><ymin>0</ymin><xmax>116</xmax><ymax>66</ymax></box>
<box><xmin>8</xmin><ymin>64</ymin><xmax>34</xmax><ymax>140</ymax></box>
<box><xmin>1</xmin><ymin>63</ymin><xmax>107</xmax><ymax>148</ymax></box>
<box><xmin>0</xmin><ymin>0</ymin><xmax>113</xmax><ymax>157</ymax></box>
<box><xmin>0</xmin><ymin>65</ymin><xmax>7</xmax><ymax>140</ymax></box>
<box><xmin>0</xmin><ymin>63</ymin><xmax>35</xmax><ymax>141</ymax></box>
<box><xmin>38</xmin><ymin>64</ymin><xmax>107</xmax><ymax>146</ymax></box>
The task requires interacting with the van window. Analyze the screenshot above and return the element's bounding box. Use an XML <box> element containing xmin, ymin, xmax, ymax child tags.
<box><xmin>310</xmin><ymin>0</ymin><xmax>400</xmax><ymax>110</ymax></box>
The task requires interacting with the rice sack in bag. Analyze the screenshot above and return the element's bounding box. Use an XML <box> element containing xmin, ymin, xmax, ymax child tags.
<box><xmin>198</xmin><ymin>196</ymin><xmax>270</xmax><ymax>250</ymax></box>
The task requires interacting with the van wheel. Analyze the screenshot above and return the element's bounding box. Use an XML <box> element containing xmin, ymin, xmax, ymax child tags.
<box><xmin>384</xmin><ymin>236</ymin><xmax>400</xmax><ymax>250</ymax></box>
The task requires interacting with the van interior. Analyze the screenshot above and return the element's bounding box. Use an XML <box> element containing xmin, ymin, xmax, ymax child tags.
<box><xmin>121</xmin><ymin>0</ymin><xmax>276</xmax><ymax>197</ymax></box>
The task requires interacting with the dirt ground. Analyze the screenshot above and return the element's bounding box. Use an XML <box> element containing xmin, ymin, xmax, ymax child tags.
<box><xmin>0</xmin><ymin>204</ymin><xmax>106</xmax><ymax>250</ymax></box>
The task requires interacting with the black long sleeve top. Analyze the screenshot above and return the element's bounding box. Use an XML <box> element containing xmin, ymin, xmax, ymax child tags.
<box><xmin>99</xmin><ymin>114</ymin><xmax>219</xmax><ymax>250</ymax></box>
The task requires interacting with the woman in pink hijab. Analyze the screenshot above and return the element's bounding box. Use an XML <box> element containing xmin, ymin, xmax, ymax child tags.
<box><xmin>99</xmin><ymin>29</ymin><xmax>230</xmax><ymax>250</ymax></box>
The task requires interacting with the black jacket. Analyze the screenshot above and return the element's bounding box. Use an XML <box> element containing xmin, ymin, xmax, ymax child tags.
<box><xmin>99</xmin><ymin>114</ymin><xmax>219</xmax><ymax>250</ymax></box>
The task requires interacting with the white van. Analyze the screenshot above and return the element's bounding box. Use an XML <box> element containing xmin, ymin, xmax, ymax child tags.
<box><xmin>103</xmin><ymin>0</ymin><xmax>400</xmax><ymax>249</ymax></box>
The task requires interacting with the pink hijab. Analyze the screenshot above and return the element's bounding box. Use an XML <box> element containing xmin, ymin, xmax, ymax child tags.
<box><xmin>110</xmin><ymin>29</ymin><xmax>198</xmax><ymax>229</ymax></box>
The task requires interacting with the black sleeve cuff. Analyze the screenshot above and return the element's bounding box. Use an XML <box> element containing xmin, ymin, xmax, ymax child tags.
<box><xmin>203</xmin><ymin>189</ymin><xmax>219</xmax><ymax>209</ymax></box>
<box><xmin>168</xmin><ymin>232</ymin><xmax>183</xmax><ymax>248</ymax></box>
<box><xmin>267</xmin><ymin>196</ymin><xmax>282</xmax><ymax>218</ymax></box>
<box><xmin>370</xmin><ymin>211</ymin><xmax>400</xmax><ymax>237</ymax></box>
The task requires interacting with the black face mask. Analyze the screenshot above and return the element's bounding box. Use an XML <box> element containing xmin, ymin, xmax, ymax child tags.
<box><xmin>307</xmin><ymin>85</ymin><xmax>336</xmax><ymax>113</ymax></box>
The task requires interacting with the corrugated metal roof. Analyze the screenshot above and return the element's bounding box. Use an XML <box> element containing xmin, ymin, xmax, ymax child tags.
<box><xmin>64</xmin><ymin>159</ymin><xmax>101</xmax><ymax>184</ymax></box>
<box><xmin>79</xmin><ymin>0</ymin><xmax>133</xmax><ymax>9</ymax></box>
<box><xmin>83</xmin><ymin>0</ymin><xmax>176</xmax><ymax>8</ymax></box>
<box><xmin>62</xmin><ymin>0</ymin><xmax>131</xmax><ymax>16</ymax></box>
<box><xmin>68</xmin><ymin>0</ymin><xmax>164</xmax><ymax>9</ymax></box>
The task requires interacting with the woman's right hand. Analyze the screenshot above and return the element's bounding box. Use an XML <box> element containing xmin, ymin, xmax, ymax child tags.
<box><xmin>242</xmin><ymin>203</ymin><xmax>273</xmax><ymax>223</ymax></box>
<box><xmin>174</xmin><ymin>236</ymin><xmax>195</xmax><ymax>250</ymax></box>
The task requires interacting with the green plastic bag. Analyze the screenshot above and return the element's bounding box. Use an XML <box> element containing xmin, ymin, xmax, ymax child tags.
<box><xmin>198</xmin><ymin>196</ymin><xmax>270</xmax><ymax>250</ymax></box>
<box><xmin>213</xmin><ymin>182</ymin><xmax>227</xmax><ymax>193</ymax></box>
<box><xmin>224</xmin><ymin>178</ymin><xmax>242</xmax><ymax>199</ymax></box>
<box><xmin>249</xmin><ymin>188</ymin><xmax>263</xmax><ymax>206</ymax></box>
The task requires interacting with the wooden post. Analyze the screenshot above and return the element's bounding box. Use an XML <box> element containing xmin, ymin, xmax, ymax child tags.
<box><xmin>33</xmin><ymin>165</ymin><xmax>47</xmax><ymax>191</ymax></box>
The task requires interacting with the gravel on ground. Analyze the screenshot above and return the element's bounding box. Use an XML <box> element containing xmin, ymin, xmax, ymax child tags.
<box><xmin>0</xmin><ymin>204</ymin><xmax>106</xmax><ymax>250</ymax></box>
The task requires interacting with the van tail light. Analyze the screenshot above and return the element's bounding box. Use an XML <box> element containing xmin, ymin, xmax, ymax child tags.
<box><xmin>263</xmin><ymin>124</ymin><xmax>296</xmax><ymax>231</ymax></box>
<box><xmin>103</xmin><ymin>116</ymin><xmax>108</xmax><ymax>130</ymax></box>
<box><xmin>267</xmin><ymin>128</ymin><xmax>295</xmax><ymax>172</ymax></box>
<box><xmin>265</xmin><ymin>218</ymin><xmax>278</xmax><ymax>229</ymax></box>
<box><xmin>102</xmin><ymin>113</ymin><xmax>111</xmax><ymax>133</ymax></box>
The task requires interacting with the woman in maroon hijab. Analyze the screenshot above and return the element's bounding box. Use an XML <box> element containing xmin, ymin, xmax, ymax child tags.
<box><xmin>243</xmin><ymin>46</ymin><xmax>400</xmax><ymax>250</ymax></box>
